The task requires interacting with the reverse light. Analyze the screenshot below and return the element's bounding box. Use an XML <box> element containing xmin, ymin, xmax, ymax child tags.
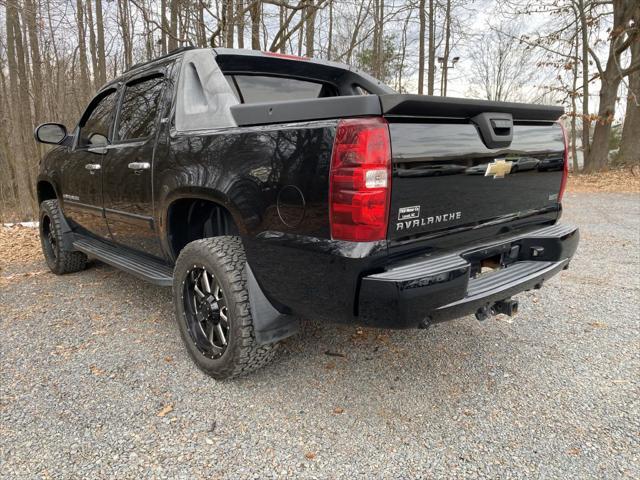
<box><xmin>558</xmin><ymin>122</ymin><xmax>569</xmax><ymax>202</ymax></box>
<box><xmin>329</xmin><ymin>117</ymin><xmax>392</xmax><ymax>242</ymax></box>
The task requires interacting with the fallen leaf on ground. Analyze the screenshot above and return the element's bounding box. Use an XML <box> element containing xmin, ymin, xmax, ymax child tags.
<box><xmin>305</xmin><ymin>452</ymin><xmax>316</xmax><ymax>460</ymax></box>
<box><xmin>589</xmin><ymin>321</ymin><xmax>607</xmax><ymax>328</ymax></box>
<box><xmin>324</xmin><ymin>350</ymin><xmax>346</xmax><ymax>358</ymax></box>
<box><xmin>157</xmin><ymin>404</ymin><xmax>174</xmax><ymax>417</ymax></box>
<box><xmin>89</xmin><ymin>365</ymin><xmax>105</xmax><ymax>376</ymax></box>
<box><xmin>567</xmin><ymin>168</ymin><xmax>640</xmax><ymax>193</ymax></box>
<box><xmin>333</xmin><ymin>407</ymin><xmax>344</xmax><ymax>414</ymax></box>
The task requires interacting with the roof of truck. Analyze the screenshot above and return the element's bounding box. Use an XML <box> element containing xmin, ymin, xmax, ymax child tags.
<box><xmin>101</xmin><ymin>47</ymin><xmax>394</xmax><ymax>95</ymax></box>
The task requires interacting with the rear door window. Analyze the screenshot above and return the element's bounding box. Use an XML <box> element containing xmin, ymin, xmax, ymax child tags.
<box><xmin>227</xmin><ymin>75</ymin><xmax>335</xmax><ymax>103</ymax></box>
<box><xmin>116</xmin><ymin>75</ymin><xmax>165</xmax><ymax>141</ymax></box>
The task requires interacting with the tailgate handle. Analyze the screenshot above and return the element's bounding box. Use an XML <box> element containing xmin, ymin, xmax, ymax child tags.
<box><xmin>471</xmin><ymin>112</ymin><xmax>513</xmax><ymax>149</ymax></box>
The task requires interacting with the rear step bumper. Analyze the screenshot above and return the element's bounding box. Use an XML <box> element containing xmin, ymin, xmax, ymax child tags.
<box><xmin>358</xmin><ymin>223</ymin><xmax>579</xmax><ymax>328</ymax></box>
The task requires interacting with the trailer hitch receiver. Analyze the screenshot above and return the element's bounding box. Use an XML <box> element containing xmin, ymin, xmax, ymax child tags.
<box><xmin>475</xmin><ymin>298</ymin><xmax>519</xmax><ymax>321</ymax></box>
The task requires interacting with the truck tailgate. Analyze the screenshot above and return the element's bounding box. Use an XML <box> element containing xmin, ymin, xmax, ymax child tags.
<box><xmin>381</xmin><ymin>95</ymin><xmax>566</xmax><ymax>242</ymax></box>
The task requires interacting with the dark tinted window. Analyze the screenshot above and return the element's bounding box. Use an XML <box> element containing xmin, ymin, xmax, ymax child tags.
<box><xmin>79</xmin><ymin>89</ymin><xmax>118</xmax><ymax>147</ymax></box>
<box><xmin>117</xmin><ymin>75</ymin><xmax>164</xmax><ymax>141</ymax></box>
<box><xmin>228</xmin><ymin>75</ymin><xmax>334</xmax><ymax>103</ymax></box>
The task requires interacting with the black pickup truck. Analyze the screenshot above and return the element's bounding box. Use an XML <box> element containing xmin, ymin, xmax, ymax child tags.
<box><xmin>35</xmin><ymin>47</ymin><xmax>578</xmax><ymax>379</ymax></box>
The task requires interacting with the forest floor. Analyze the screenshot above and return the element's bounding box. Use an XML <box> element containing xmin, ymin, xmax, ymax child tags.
<box><xmin>568</xmin><ymin>167</ymin><xmax>640</xmax><ymax>193</ymax></box>
<box><xmin>1</xmin><ymin>193</ymin><xmax>639</xmax><ymax>478</ymax></box>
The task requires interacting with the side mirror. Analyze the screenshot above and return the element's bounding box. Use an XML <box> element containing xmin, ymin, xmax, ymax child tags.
<box><xmin>35</xmin><ymin>123</ymin><xmax>67</xmax><ymax>145</ymax></box>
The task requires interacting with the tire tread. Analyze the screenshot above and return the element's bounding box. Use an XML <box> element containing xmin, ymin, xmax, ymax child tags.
<box><xmin>173</xmin><ymin>236</ymin><xmax>277</xmax><ymax>379</ymax></box>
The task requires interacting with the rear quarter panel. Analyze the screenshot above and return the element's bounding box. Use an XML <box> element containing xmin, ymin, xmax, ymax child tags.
<box><xmin>156</xmin><ymin>121</ymin><xmax>354</xmax><ymax>318</ymax></box>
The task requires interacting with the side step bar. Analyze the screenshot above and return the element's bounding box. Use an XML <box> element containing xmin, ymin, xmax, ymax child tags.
<box><xmin>73</xmin><ymin>237</ymin><xmax>173</xmax><ymax>287</ymax></box>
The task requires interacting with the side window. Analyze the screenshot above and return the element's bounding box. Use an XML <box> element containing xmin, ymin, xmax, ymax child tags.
<box><xmin>78</xmin><ymin>89</ymin><xmax>118</xmax><ymax>148</ymax></box>
<box><xmin>116</xmin><ymin>75</ymin><xmax>165</xmax><ymax>142</ymax></box>
<box><xmin>229</xmin><ymin>75</ymin><xmax>335</xmax><ymax>103</ymax></box>
<box><xmin>354</xmin><ymin>85</ymin><xmax>371</xmax><ymax>95</ymax></box>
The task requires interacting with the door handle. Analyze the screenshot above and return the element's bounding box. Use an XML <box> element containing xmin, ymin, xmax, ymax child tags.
<box><xmin>128</xmin><ymin>162</ymin><xmax>150</xmax><ymax>170</ymax></box>
<box><xmin>85</xmin><ymin>163</ymin><xmax>101</xmax><ymax>174</ymax></box>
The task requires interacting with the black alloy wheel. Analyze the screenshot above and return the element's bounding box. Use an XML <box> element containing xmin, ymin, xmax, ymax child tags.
<box><xmin>183</xmin><ymin>266</ymin><xmax>230</xmax><ymax>359</ymax></box>
<box><xmin>41</xmin><ymin>213</ymin><xmax>58</xmax><ymax>261</ymax></box>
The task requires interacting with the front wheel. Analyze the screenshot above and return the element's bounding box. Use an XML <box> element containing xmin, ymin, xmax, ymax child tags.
<box><xmin>39</xmin><ymin>199</ymin><xmax>87</xmax><ymax>275</ymax></box>
<box><xmin>173</xmin><ymin>236</ymin><xmax>278</xmax><ymax>380</ymax></box>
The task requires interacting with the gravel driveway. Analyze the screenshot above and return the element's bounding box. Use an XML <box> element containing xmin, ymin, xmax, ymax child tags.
<box><xmin>1</xmin><ymin>192</ymin><xmax>638</xmax><ymax>479</ymax></box>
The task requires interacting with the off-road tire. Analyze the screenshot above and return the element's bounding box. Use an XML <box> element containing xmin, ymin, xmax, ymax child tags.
<box><xmin>39</xmin><ymin>199</ymin><xmax>87</xmax><ymax>274</ymax></box>
<box><xmin>173</xmin><ymin>236</ymin><xmax>278</xmax><ymax>379</ymax></box>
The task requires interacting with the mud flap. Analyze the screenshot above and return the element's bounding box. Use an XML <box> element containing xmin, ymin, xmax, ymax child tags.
<box><xmin>246</xmin><ymin>263</ymin><xmax>299</xmax><ymax>345</ymax></box>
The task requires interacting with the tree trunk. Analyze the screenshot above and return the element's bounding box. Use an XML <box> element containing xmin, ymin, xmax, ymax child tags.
<box><xmin>418</xmin><ymin>0</ymin><xmax>425</xmax><ymax>94</ymax></box>
<box><xmin>118</xmin><ymin>0</ymin><xmax>133</xmax><ymax>69</ymax></box>
<box><xmin>327</xmin><ymin>0</ymin><xmax>333</xmax><ymax>60</ymax></box>
<box><xmin>95</xmin><ymin>0</ymin><xmax>107</xmax><ymax>85</ymax></box>
<box><xmin>619</xmin><ymin>39</ymin><xmax>640</xmax><ymax>166</ymax></box>
<box><xmin>278</xmin><ymin>4</ymin><xmax>286</xmax><ymax>53</ymax></box>
<box><xmin>237</xmin><ymin>0</ymin><xmax>245</xmax><ymax>48</ymax></box>
<box><xmin>23</xmin><ymin>0</ymin><xmax>43</xmax><ymax>122</ymax></box>
<box><xmin>76</xmin><ymin>0</ymin><xmax>91</xmax><ymax>93</ymax></box>
<box><xmin>225</xmin><ymin>0</ymin><xmax>235</xmax><ymax>48</ymax></box>
<box><xmin>578</xmin><ymin>0</ymin><xmax>591</xmax><ymax>167</ymax></box>
<box><xmin>6</xmin><ymin>0</ymin><xmax>37</xmax><ymax>213</ymax></box>
<box><xmin>587</xmin><ymin>75</ymin><xmax>620</xmax><ymax>171</ymax></box>
<box><xmin>427</xmin><ymin>0</ymin><xmax>435</xmax><ymax>95</ymax></box>
<box><xmin>441</xmin><ymin>0</ymin><xmax>451</xmax><ymax>96</ymax></box>
<box><xmin>297</xmin><ymin>19</ymin><xmax>304</xmax><ymax>57</ymax></box>
<box><xmin>169</xmin><ymin>0</ymin><xmax>179</xmax><ymax>51</ymax></box>
<box><xmin>585</xmin><ymin>0</ymin><xmax>638</xmax><ymax>172</ymax></box>
<box><xmin>85</xmin><ymin>0</ymin><xmax>99</xmax><ymax>88</ymax></box>
<box><xmin>161</xmin><ymin>0</ymin><xmax>168</xmax><ymax>54</ymax></box>
<box><xmin>571</xmin><ymin>35</ymin><xmax>580</xmax><ymax>172</ymax></box>
<box><xmin>250</xmin><ymin>1</ymin><xmax>261</xmax><ymax>50</ymax></box>
<box><xmin>305</xmin><ymin>0</ymin><xmax>316</xmax><ymax>57</ymax></box>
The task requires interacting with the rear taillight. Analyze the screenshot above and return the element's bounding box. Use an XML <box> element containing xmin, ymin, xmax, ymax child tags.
<box><xmin>329</xmin><ymin>117</ymin><xmax>391</xmax><ymax>241</ymax></box>
<box><xmin>558</xmin><ymin>122</ymin><xmax>569</xmax><ymax>202</ymax></box>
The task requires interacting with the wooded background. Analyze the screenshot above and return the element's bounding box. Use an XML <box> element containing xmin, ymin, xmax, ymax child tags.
<box><xmin>0</xmin><ymin>0</ymin><xmax>638</xmax><ymax>221</ymax></box>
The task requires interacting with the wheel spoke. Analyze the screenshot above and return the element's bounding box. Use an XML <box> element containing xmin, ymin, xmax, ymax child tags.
<box><xmin>193</xmin><ymin>283</ymin><xmax>205</xmax><ymax>299</ymax></box>
<box><xmin>201</xmin><ymin>269</ymin><xmax>212</xmax><ymax>294</ymax></box>
<box><xmin>193</xmin><ymin>297</ymin><xmax>200</xmax><ymax>314</ymax></box>
<box><xmin>213</xmin><ymin>283</ymin><xmax>222</xmax><ymax>301</ymax></box>
<box><xmin>206</xmin><ymin>322</ymin><xmax>214</xmax><ymax>343</ymax></box>
<box><xmin>215</xmin><ymin>323</ymin><xmax>227</xmax><ymax>346</ymax></box>
<box><xmin>219</xmin><ymin>306</ymin><xmax>228</xmax><ymax>326</ymax></box>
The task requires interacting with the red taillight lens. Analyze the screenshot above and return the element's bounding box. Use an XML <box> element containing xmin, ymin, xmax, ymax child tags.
<box><xmin>329</xmin><ymin>117</ymin><xmax>391</xmax><ymax>241</ymax></box>
<box><xmin>558</xmin><ymin>122</ymin><xmax>569</xmax><ymax>202</ymax></box>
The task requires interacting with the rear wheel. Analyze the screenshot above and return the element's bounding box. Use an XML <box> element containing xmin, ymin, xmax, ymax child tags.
<box><xmin>39</xmin><ymin>199</ymin><xmax>87</xmax><ymax>274</ymax></box>
<box><xmin>173</xmin><ymin>236</ymin><xmax>277</xmax><ymax>379</ymax></box>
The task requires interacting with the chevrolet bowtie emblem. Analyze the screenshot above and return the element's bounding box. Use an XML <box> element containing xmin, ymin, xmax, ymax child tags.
<box><xmin>485</xmin><ymin>159</ymin><xmax>513</xmax><ymax>179</ymax></box>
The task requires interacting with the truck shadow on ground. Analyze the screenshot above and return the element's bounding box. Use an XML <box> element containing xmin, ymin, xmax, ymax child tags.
<box><xmin>82</xmin><ymin>259</ymin><xmax>513</xmax><ymax>400</ymax></box>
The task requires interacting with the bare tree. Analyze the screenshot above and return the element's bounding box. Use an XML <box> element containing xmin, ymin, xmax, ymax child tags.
<box><xmin>468</xmin><ymin>23</ymin><xmax>534</xmax><ymax>102</ymax></box>
<box><xmin>585</xmin><ymin>0</ymin><xmax>639</xmax><ymax>172</ymax></box>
